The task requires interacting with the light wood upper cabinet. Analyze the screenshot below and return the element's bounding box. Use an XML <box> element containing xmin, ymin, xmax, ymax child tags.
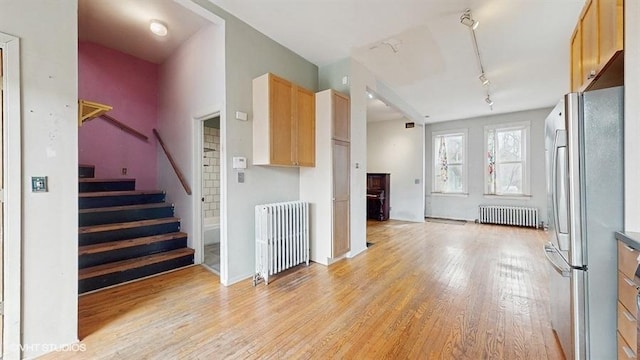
<box><xmin>581</xmin><ymin>0</ymin><xmax>599</xmax><ymax>84</ymax></box>
<box><xmin>253</xmin><ymin>73</ymin><xmax>315</xmax><ymax>167</ymax></box>
<box><xmin>295</xmin><ymin>86</ymin><xmax>315</xmax><ymax>167</ymax></box>
<box><xmin>571</xmin><ymin>26</ymin><xmax>583</xmax><ymax>92</ymax></box>
<box><xmin>570</xmin><ymin>0</ymin><xmax>624</xmax><ymax>92</ymax></box>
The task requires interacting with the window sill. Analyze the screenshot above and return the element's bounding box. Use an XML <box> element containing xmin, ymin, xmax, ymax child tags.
<box><xmin>431</xmin><ymin>192</ymin><xmax>469</xmax><ymax>198</ymax></box>
<box><xmin>483</xmin><ymin>194</ymin><xmax>532</xmax><ymax>200</ymax></box>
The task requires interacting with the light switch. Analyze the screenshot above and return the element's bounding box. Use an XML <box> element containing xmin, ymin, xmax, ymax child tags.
<box><xmin>238</xmin><ymin>172</ymin><xmax>245</xmax><ymax>183</ymax></box>
<box><xmin>32</xmin><ymin>176</ymin><xmax>48</xmax><ymax>192</ymax></box>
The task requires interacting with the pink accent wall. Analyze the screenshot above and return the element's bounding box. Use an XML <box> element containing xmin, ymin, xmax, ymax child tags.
<box><xmin>78</xmin><ymin>41</ymin><xmax>158</xmax><ymax>190</ymax></box>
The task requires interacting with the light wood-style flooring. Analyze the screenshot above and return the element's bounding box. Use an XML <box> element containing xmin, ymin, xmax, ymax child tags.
<box><xmin>43</xmin><ymin>220</ymin><xmax>563</xmax><ymax>359</ymax></box>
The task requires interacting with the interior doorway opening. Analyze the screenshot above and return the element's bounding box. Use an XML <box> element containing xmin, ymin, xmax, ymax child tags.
<box><xmin>201</xmin><ymin>115</ymin><xmax>221</xmax><ymax>273</ymax></box>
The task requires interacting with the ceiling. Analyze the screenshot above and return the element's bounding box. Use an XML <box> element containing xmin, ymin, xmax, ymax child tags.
<box><xmin>78</xmin><ymin>0</ymin><xmax>586</xmax><ymax>124</ymax></box>
<box><xmin>78</xmin><ymin>0</ymin><xmax>212</xmax><ymax>64</ymax></box>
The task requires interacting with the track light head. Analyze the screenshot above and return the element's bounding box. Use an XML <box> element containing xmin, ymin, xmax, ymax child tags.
<box><xmin>479</xmin><ymin>73</ymin><xmax>490</xmax><ymax>86</ymax></box>
<box><xmin>460</xmin><ymin>9</ymin><xmax>479</xmax><ymax>29</ymax></box>
<box><xmin>485</xmin><ymin>95</ymin><xmax>494</xmax><ymax>107</ymax></box>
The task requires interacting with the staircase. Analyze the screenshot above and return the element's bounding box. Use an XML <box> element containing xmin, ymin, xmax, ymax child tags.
<box><xmin>78</xmin><ymin>164</ymin><xmax>194</xmax><ymax>294</ymax></box>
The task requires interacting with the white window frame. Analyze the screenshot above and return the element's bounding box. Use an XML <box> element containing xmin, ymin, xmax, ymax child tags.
<box><xmin>432</xmin><ymin>129</ymin><xmax>468</xmax><ymax>195</ymax></box>
<box><xmin>484</xmin><ymin>121</ymin><xmax>531</xmax><ymax>196</ymax></box>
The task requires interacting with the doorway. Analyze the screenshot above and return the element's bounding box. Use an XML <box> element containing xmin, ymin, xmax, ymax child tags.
<box><xmin>201</xmin><ymin>116</ymin><xmax>221</xmax><ymax>273</ymax></box>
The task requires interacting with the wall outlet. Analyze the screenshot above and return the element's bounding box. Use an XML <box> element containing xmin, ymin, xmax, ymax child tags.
<box><xmin>238</xmin><ymin>172</ymin><xmax>245</xmax><ymax>183</ymax></box>
<box><xmin>121</xmin><ymin>167</ymin><xmax>128</xmax><ymax>175</ymax></box>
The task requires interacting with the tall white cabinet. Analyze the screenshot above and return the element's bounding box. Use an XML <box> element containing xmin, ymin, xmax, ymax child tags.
<box><xmin>300</xmin><ymin>90</ymin><xmax>350</xmax><ymax>265</ymax></box>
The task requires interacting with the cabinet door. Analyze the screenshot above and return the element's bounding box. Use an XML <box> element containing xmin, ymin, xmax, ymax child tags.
<box><xmin>599</xmin><ymin>0</ymin><xmax>624</xmax><ymax>64</ymax></box>
<box><xmin>332</xmin><ymin>92</ymin><xmax>350</xmax><ymax>141</ymax></box>
<box><xmin>332</xmin><ymin>140</ymin><xmax>350</xmax><ymax>256</ymax></box>
<box><xmin>269</xmin><ymin>75</ymin><xmax>294</xmax><ymax>165</ymax></box>
<box><xmin>581</xmin><ymin>0</ymin><xmax>599</xmax><ymax>83</ymax></box>
<box><xmin>296</xmin><ymin>86</ymin><xmax>315</xmax><ymax>167</ymax></box>
<box><xmin>570</xmin><ymin>26</ymin><xmax>583</xmax><ymax>91</ymax></box>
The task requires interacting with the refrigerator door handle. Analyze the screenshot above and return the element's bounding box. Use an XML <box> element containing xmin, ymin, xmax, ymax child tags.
<box><xmin>544</xmin><ymin>243</ymin><xmax>571</xmax><ymax>277</ymax></box>
<box><xmin>552</xmin><ymin>130</ymin><xmax>570</xmax><ymax>251</ymax></box>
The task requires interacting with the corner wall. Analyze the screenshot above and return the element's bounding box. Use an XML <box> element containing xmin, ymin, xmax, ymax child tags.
<box><xmin>424</xmin><ymin>108</ymin><xmax>550</xmax><ymax>223</ymax></box>
<box><xmin>157</xmin><ymin>24</ymin><xmax>225</xmax><ymax>254</ymax></box>
<box><xmin>0</xmin><ymin>1</ymin><xmax>79</xmax><ymax>358</ymax></box>
<box><xmin>180</xmin><ymin>1</ymin><xmax>318</xmax><ymax>284</ymax></box>
<box><xmin>79</xmin><ymin>41</ymin><xmax>159</xmax><ymax>189</ymax></box>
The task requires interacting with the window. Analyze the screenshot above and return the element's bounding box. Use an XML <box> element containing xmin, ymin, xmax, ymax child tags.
<box><xmin>485</xmin><ymin>122</ymin><xmax>530</xmax><ymax>195</ymax></box>
<box><xmin>433</xmin><ymin>130</ymin><xmax>467</xmax><ymax>194</ymax></box>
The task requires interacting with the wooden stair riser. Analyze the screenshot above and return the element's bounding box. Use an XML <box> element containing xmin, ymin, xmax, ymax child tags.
<box><xmin>79</xmin><ymin>237</ymin><xmax>188</xmax><ymax>269</ymax></box>
<box><xmin>79</xmin><ymin>206</ymin><xmax>175</xmax><ymax>227</ymax></box>
<box><xmin>80</xmin><ymin>222</ymin><xmax>180</xmax><ymax>246</ymax></box>
<box><xmin>79</xmin><ymin>179</ymin><xmax>136</xmax><ymax>193</ymax></box>
<box><xmin>79</xmin><ymin>193</ymin><xmax>165</xmax><ymax>209</ymax></box>
<box><xmin>78</xmin><ymin>254</ymin><xmax>194</xmax><ymax>294</ymax></box>
<box><xmin>79</xmin><ymin>165</ymin><xmax>95</xmax><ymax>179</ymax></box>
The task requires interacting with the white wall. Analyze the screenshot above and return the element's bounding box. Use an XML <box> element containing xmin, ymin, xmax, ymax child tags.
<box><xmin>158</xmin><ymin>23</ymin><xmax>225</xmax><ymax>264</ymax></box>
<box><xmin>0</xmin><ymin>1</ymin><xmax>79</xmax><ymax>359</ymax></box>
<box><xmin>625</xmin><ymin>0</ymin><xmax>640</xmax><ymax>232</ymax></box>
<box><xmin>367</xmin><ymin>119</ymin><xmax>425</xmax><ymax>222</ymax></box>
<box><xmin>424</xmin><ymin>108</ymin><xmax>550</xmax><ymax>223</ymax></box>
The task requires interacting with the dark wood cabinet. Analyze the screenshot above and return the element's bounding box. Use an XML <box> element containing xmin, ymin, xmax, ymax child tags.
<box><xmin>367</xmin><ymin>173</ymin><xmax>390</xmax><ymax>221</ymax></box>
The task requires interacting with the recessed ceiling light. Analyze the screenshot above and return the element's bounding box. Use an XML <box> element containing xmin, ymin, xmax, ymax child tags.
<box><xmin>367</xmin><ymin>92</ymin><xmax>374</xmax><ymax>99</ymax></box>
<box><xmin>150</xmin><ymin>20</ymin><xmax>168</xmax><ymax>37</ymax></box>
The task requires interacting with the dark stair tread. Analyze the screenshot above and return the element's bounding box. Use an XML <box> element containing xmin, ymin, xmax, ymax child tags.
<box><xmin>79</xmin><ymin>202</ymin><xmax>172</xmax><ymax>214</ymax></box>
<box><xmin>78</xmin><ymin>248</ymin><xmax>195</xmax><ymax>280</ymax></box>
<box><xmin>79</xmin><ymin>178</ymin><xmax>136</xmax><ymax>183</ymax></box>
<box><xmin>79</xmin><ymin>217</ymin><xmax>180</xmax><ymax>234</ymax></box>
<box><xmin>79</xmin><ymin>232</ymin><xmax>188</xmax><ymax>255</ymax></box>
<box><xmin>78</xmin><ymin>164</ymin><xmax>95</xmax><ymax>168</ymax></box>
<box><xmin>79</xmin><ymin>190</ymin><xmax>164</xmax><ymax>198</ymax></box>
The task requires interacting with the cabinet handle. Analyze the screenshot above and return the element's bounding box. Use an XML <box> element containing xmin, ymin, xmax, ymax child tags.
<box><xmin>624</xmin><ymin>245</ymin><xmax>635</xmax><ymax>252</ymax></box>
<box><xmin>623</xmin><ymin>345</ymin><xmax>636</xmax><ymax>358</ymax></box>
<box><xmin>623</xmin><ymin>309</ymin><xmax>635</xmax><ymax>322</ymax></box>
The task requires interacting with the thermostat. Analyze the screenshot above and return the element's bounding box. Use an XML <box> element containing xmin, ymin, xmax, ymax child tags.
<box><xmin>232</xmin><ymin>156</ymin><xmax>247</xmax><ymax>169</ymax></box>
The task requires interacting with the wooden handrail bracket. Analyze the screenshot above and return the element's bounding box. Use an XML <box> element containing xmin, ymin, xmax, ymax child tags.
<box><xmin>153</xmin><ymin>129</ymin><xmax>192</xmax><ymax>195</ymax></box>
<box><xmin>78</xmin><ymin>100</ymin><xmax>112</xmax><ymax>126</ymax></box>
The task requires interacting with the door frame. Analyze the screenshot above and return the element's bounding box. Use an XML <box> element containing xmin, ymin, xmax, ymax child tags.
<box><xmin>0</xmin><ymin>32</ymin><xmax>22</xmax><ymax>360</ymax></box>
<box><xmin>192</xmin><ymin>105</ymin><xmax>227</xmax><ymax>283</ymax></box>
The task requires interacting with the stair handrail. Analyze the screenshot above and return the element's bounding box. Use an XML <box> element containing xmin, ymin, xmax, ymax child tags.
<box><xmin>100</xmin><ymin>114</ymin><xmax>149</xmax><ymax>142</ymax></box>
<box><xmin>153</xmin><ymin>129</ymin><xmax>192</xmax><ymax>195</ymax></box>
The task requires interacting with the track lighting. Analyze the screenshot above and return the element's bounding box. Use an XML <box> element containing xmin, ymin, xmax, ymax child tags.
<box><xmin>460</xmin><ymin>9</ymin><xmax>479</xmax><ymax>30</ymax></box>
<box><xmin>461</xmin><ymin>9</ymin><xmax>494</xmax><ymax>109</ymax></box>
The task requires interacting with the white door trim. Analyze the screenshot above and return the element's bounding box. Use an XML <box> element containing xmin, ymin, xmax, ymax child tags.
<box><xmin>0</xmin><ymin>32</ymin><xmax>22</xmax><ymax>360</ymax></box>
<box><xmin>192</xmin><ymin>105</ymin><xmax>227</xmax><ymax>284</ymax></box>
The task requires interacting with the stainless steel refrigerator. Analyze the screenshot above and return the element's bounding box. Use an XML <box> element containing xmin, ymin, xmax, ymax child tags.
<box><xmin>544</xmin><ymin>86</ymin><xmax>623</xmax><ymax>360</ymax></box>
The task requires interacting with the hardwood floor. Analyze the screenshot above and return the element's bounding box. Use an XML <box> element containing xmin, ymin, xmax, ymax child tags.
<box><xmin>43</xmin><ymin>220</ymin><xmax>564</xmax><ymax>359</ymax></box>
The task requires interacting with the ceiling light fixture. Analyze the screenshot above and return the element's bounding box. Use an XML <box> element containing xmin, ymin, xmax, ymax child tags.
<box><xmin>367</xmin><ymin>91</ymin><xmax>374</xmax><ymax>99</ymax></box>
<box><xmin>461</xmin><ymin>9</ymin><xmax>493</xmax><ymax>109</ymax></box>
<box><xmin>149</xmin><ymin>20</ymin><xmax>168</xmax><ymax>37</ymax></box>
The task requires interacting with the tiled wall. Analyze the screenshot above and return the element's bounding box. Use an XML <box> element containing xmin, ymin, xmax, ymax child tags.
<box><xmin>203</xmin><ymin>126</ymin><xmax>220</xmax><ymax>219</ymax></box>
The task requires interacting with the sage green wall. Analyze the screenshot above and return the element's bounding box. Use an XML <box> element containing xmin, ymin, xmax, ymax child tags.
<box><xmin>193</xmin><ymin>0</ymin><xmax>318</xmax><ymax>283</ymax></box>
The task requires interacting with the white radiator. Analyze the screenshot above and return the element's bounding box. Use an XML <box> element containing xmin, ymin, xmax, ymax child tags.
<box><xmin>254</xmin><ymin>201</ymin><xmax>309</xmax><ymax>285</ymax></box>
<box><xmin>478</xmin><ymin>205</ymin><xmax>539</xmax><ymax>228</ymax></box>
